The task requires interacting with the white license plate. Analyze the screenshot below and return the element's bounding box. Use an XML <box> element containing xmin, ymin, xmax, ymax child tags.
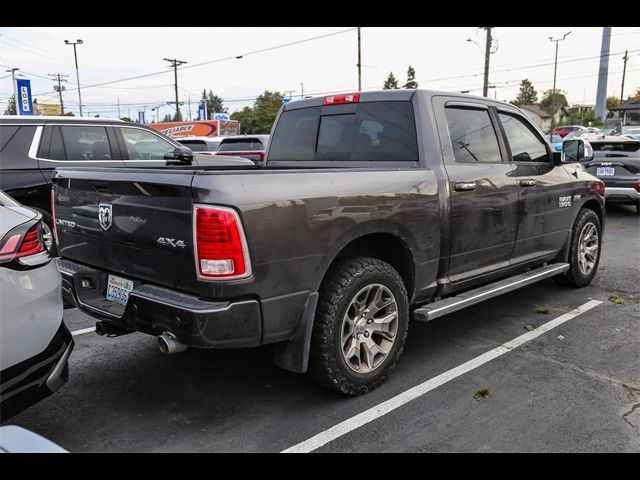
<box><xmin>596</xmin><ymin>167</ymin><xmax>615</xmax><ymax>176</ymax></box>
<box><xmin>106</xmin><ymin>274</ymin><xmax>134</xmax><ymax>306</ymax></box>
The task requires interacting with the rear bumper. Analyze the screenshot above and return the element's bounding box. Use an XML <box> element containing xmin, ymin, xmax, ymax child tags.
<box><xmin>604</xmin><ymin>187</ymin><xmax>640</xmax><ymax>204</ymax></box>
<box><xmin>0</xmin><ymin>322</ymin><xmax>74</xmax><ymax>421</ymax></box>
<box><xmin>57</xmin><ymin>258</ymin><xmax>262</xmax><ymax>349</ymax></box>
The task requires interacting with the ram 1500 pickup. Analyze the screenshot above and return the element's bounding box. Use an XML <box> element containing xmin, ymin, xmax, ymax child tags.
<box><xmin>52</xmin><ymin>90</ymin><xmax>605</xmax><ymax>395</ymax></box>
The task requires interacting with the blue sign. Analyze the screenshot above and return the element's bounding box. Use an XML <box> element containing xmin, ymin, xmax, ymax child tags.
<box><xmin>213</xmin><ymin>112</ymin><xmax>229</xmax><ymax>121</ymax></box>
<box><xmin>16</xmin><ymin>78</ymin><xmax>34</xmax><ymax>115</ymax></box>
<box><xmin>282</xmin><ymin>98</ymin><xmax>290</xmax><ymax>104</ymax></box>
<box><xmin>198</xmin><ymin>104</ymin><xmax>206</xmax><ymax>121</ymax></box>
<box><xmin>138</xmin><ymin>111</ymin><xmax>146</xmax><ymax>123</ymax></box>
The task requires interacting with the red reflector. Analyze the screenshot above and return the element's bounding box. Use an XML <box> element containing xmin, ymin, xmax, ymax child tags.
<box><xmin>591</xmin><ymin>181</ymin><xmax>605</xmax><ymax>196</ymax></box>
<box><xmin>195</xmin><ymin>207</ymin><xmax>248</xmax><ymax>278</ymax></box>
<box><xmin>323</xmin><ymin>93</ymin><xmax>360</xmax><ymax>105</ymax></box>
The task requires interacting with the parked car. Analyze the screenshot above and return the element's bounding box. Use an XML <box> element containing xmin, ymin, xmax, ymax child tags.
<box><xmin>545</xmin><ymin>133</ymin><xmax>563</xmax><ymax>151</ymax></box>
<box><xmin>623</xmin><ymin>127</ymin><xmax>640</xmax><ymax>141</ymax></box>
<box><xmin>552</xmin><ymin>125</ymin><xmax>586</xmax><ymax>138</ymax></box>
<box><xmin>0</xmin><ymin>116</ymin><xmax>250</xmax><ymax>255</ymax></box>
<box><xmin>584</xmin><ymin>136</ymin><xmax>640</xmax><ymax>214</ymax></box>
<box><xmin>0</xmin><ymin>426</ymin><xmax>67</xmax><ymax>453</ymax></box>
<box><xmin>213</xmin><ymin>134</ymin><xmax>270</xmax><ymax>164</ymax></box>
<box><xmin>176</xmin><ymin>136</ymin><xmax>224</xmax><ymax>154</ymax></box>
<box><xmin>0</xmin><ymin>191</ymin><xmax>73</xmax><ymax>421</ymax></box>
<box><xmin>52</xmin><ymin>90</ymin><xmax>604</xmax><ymax>396</ymax></box>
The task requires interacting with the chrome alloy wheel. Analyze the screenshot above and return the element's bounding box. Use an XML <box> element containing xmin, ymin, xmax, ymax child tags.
<box><xmin>340</xmin><ymin>283</ymin><xmax>398</xmax><ymax>374</ymax></box>
<box><xmin>577</xmin><ymin>221</ymin><xmax>599</xmax><ymax>276</ymax></box>
<box><xmin>41</xmin><ymin>222</ymin><xmax>54</xmax><ymax>252</ymax></box>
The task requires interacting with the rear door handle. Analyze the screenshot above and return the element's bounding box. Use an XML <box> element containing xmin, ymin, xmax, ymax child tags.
<box><xmin>453</xmin><ymin>181</ymin><xmax>476</xmax><ymax>192</ymax></box>
<box><xmin>519</xmin><ymin>178</ymin><xmax>537</xmax><ymax>187</ymax></box>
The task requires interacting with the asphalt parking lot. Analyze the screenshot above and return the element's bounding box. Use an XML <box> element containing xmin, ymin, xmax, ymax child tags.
<box><xmin>7</xmin><ymin>205</ymin><xmax>640</xmax><ymax>452</ymax></box>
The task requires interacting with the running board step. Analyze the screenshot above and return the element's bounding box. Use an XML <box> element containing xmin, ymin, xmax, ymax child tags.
<box><xmin>411</xmin><ymin>263</ymin><xmax>570</xmax><ymax>322</ymax></box>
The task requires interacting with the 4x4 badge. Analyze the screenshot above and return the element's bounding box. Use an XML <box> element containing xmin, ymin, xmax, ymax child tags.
<box><xmin>98</xmin><ymin>203</ymin><xmax>113</xmax><ymax>231</ymax></box>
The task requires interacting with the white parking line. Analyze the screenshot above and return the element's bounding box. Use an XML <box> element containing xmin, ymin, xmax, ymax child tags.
<box><xmin>282</xmin><ymin>299</ymin><xmax>603</xmax><ymax>453</ymax></box>
<box><xmin>71</xmin><ymin>327</ymin><xmax>96</xmax><ymax>336</ymax></box>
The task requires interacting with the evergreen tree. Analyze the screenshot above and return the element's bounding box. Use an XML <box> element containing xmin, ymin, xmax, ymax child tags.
<box><xmin>403</xmin><ymin>66</ymin><xmax>418</xmax><ymax>89</ymax></box>
<box><xmin>513</xmin><ymin>79</ymin><xmax>537</xmax><ymax>105</ymax></box>
<box><xmin>4</xmin><ymin>95</ymin><xmax>16</xmax><ymax>115</ymax></box>
<box><xmin>201</xmin><ymin>89</ymin><xmax>227</xmax><ymax>118</ymax></box>
<box><xmin>383</xmin><ymin>72</ymin><xmax>399</xmax><ymax>90</ymax></box>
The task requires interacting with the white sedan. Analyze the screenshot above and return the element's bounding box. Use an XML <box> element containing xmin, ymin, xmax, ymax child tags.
<box><xmin>0</xmin><ymin>191</ymin><xmax>73</xmax><ymax>421</ymax></box>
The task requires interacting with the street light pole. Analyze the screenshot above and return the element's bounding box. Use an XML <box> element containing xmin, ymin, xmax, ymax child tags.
<box><xmin>482</xmin><ymin>27</ymin><xmax>493</xmax><ymax>97</ymax></box>
<box><xmin>548</xmin><ymin>31</ymin><xmax>571</xmax><ymax>129</ymax></box>
<box><xmin>65</xmin><ymin>39</ymin><xmax>84</xmax><ymax>116</ymax></box>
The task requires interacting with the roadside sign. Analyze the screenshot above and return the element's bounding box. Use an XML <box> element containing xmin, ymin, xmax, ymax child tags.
<box><xmin>283</xmin><ymin>98</ymin><xmax>290</xmax><ymax>104</ymax></box>
<box><xmin>16</xmin><ymin>78</ymin><xmax>34</xmax><ymax>115</ymax></box>
<box><xmin>198</xmin><ymin>104</ymin><xmax>207</xmax><ymax>121</ymax></box>
<box><xmin>138</xmin><ymin>111</ymin><xmax>146</xmax><ymax>123</ymax></box>
<box><xmin>213</xmin><ymin>112</ymin><xmax>229</xmax><ymax>121</ymax></box>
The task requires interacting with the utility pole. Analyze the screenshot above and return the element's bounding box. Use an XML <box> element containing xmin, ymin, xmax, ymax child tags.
<box><xmin>620</xmin><ymin>50</ymin><xmax>629</xmax><ymax>103</ymax></box>
<box><xmin>117</xmin><ymin>98</ymin><xmax>121</xmax><ymax>119</ymax></box>
<box><xmin>163</xmin><ymin>58</ymin><xmax>187</xmax><ymax>121</ymax></box>
<box><xmin>64</xmin><ymin>39</ymin><xmax>84</xmax><ymax>116</ymax></box>
<box><xmin>357</xmin><ymin>27</ymin><xmax>362</xmax><ymax>92</ymax></box>
<box><xmin>549</xmin><ymin>31</ymin><xmax>572</xmax><ymax>129</ymax></box>
<box><xmin>595</xmin><ymin>27</ymin><xmax>611</xmax><ymax>121</ymax></box>
<box><xmin>482</xmin><ymin>27</ymin><xmax>492</xmax><ymax>97</ymax></box>
<box><xmin>48</xmin><ymin>73</ymin><xmax>68</xmax><ymax>115</ymax></box>
<box><xmin>300</xmin><ymin>82</ymin><xmax>304</xmax><ymax>98</ymax></box>
<box><xmin>5</xmin><ymin>68</ymin><xmax>20</xmax><ymax>113</ymax></box>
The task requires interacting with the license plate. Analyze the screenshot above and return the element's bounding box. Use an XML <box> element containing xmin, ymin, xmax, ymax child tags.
<box><xmin>106</xmin><ymin>274</ymin><xmax>134</xmax><ymax>306</ymax></box>
<box><xmin>596</xmin><ymin>167</ymin><xmax>615</xmax><ymax>176</ymax></box>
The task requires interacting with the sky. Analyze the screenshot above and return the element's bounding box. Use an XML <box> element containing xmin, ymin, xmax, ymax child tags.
<box><xmin>1</xmin><ymin>26</ymin><xmax>638</xmax><ymax>120</ymax></box>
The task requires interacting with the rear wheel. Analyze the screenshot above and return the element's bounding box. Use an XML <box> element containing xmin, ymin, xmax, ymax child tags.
<box><xmin>555</xmin><ymin>209</ymin><xmax>601</xmax><ymax>287</ymax></box>
<box><xmin>308</xmin><ymin>257</ymin><xmax>409</xmax><ymax>396</ymax></box>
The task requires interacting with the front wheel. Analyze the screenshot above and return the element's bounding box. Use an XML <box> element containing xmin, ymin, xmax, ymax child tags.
<box><xmin>308</xmin><ymin>257</ymin><xmax>409</xmax><ymax>396</ymax></box>
<box><xmin>555</xmin><ymin>209</ymin><xmax>602</xmax><ymax>287</ymax></box>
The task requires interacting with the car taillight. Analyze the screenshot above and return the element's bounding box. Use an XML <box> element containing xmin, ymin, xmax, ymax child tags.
<box><xmin>0</xmin><ymin>221</ymin><xmax>48</xmax><ymax>267</ymax></box>
<box><xmin>591</xmin><ymin>181</ymin><xmax>605</xmax><ymax>196</ymax></box>
<box><xmin>51</xmin><ymin>188</ymin><xmax>59</xmax><ymax>246</ymax></box>
<box><xmin>323</xmin><ymin>93</ymin><xmax>360</xmax><ymax>105</ymax></box>
<box><xmin>633</xmin><ymin>182</ymin><xmax>640</xmax><ymax>193</ymax></box>
<box><xmin>194</xmin><ymin>205</ymin><xmax>251</xmax><ymax>279</ymax></box>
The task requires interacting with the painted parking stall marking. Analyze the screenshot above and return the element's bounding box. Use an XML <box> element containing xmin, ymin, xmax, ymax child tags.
<box><xmin>72</xmin><ymin>327</ymin><xmax>96</xmax><ymax>336</ymax></box>
<box><xmin>282</xmin><ymin>300</ymin><xmax>603</xmax><ymax>453</ymax></box>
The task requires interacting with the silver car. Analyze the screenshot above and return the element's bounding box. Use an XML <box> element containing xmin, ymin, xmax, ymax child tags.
<box><xmin>0</xmin><ymin>191</ymin><xmax>73</xmax><ymax>421</ymax></box>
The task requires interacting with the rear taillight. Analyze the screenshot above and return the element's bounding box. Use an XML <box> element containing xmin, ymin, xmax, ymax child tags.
<box><xmin>591</xmin><ymin>181</ymin><xmax>605</xmax><ymax>196</ymax></box>
<box><xmin>194</xmin><ymin>205</ymin><xmax>251</xmax><ymax>279</ymax></box>
<box><xmin>323</xmin><ymin>93</ymin><xmax>360</xmax><ymax>105</ymax></box>
<box><xmin>633</xmin><ymin>182</ymin><xmax>640</xmax><ymax>193</ymax></box>
<box><xmin>51</xmin><ymin>188</ymin><xmax>59</xmax><ymax>246</ymax></box>
<box><xmin>0</xmin><ymin>221</ymin><xmax>48</xmax><ymax>267</ymax></box>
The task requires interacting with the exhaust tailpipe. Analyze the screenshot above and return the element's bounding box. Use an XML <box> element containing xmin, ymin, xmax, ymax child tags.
<box><xmin>158</xmin><ymin>332</ymin><xmax>188</xmax><ymax>354</ymax></box>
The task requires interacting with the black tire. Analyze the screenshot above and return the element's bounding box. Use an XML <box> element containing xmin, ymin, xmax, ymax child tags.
<box><xmin>308</xmin><ymin>256</ymin><xmax>409</xmax><ymax>396</ymax></box>
<box><xmin>635</xmin><ymin>203</ymin><xmax>640</xmax><ymax>215</ymax></box>
<box><xmin>33</xmin><ymin>208</ymin><xmax>58</xmax><ymax>257</ymax></box>
<box><xmin>554</xmin><ymin>209</ymin><xmax>601</xmax><ymax>287</ymax></box>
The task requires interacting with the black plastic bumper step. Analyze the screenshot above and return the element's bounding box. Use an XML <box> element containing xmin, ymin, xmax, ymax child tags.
<box><xmin>411</xmin><ymin>263</ymin><xmax>570</xmax><ymax>322</ymax></box>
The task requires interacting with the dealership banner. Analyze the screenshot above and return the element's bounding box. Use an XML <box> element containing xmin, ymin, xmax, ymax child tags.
<box><xmin>16</xmin><ymin>78</ymin><xmax>34</xmax><ymax>115</ymax></box>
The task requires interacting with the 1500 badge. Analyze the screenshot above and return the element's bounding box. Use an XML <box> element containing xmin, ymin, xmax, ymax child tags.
<box><xmin>558</xmin><ymin>196</ymin><xmax>572</xmax><ymax>208</ymax></box>
<box><xmin>157</xmin><ymin>237</ymin><xmax>186</xmax><ymax>248</ymax></box>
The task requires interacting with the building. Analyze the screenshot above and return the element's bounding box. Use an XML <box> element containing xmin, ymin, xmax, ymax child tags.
<box><xmin>518</xmin><ymin>104</ymin><xmax>553</xmax><ymax>132</ymax></box>
<box><xmin>609</xmin><ymin>98</ymin><xmax>640</xmax><ymax>126</ymax></box>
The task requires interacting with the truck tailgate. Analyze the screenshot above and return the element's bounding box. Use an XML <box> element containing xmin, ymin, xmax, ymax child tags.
<box><xmin>53</xmin><ymin>168</ymin><xmax>199</xmax><ymax>293</ymax></box>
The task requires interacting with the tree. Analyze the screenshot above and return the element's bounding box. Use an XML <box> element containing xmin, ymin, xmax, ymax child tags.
<box><xmin>4</xmin><ymin>95</ymin><xmax>16</xmax><ymax>115</ymax></box>
<box><xmin>403</xmin><ymin>66</ymin><xmax>418</xmax><ymax>89</ymax></box>
<box><xmin>561</xmin><ymin>108</ymin><xmax>603</xmax><ymax>128</ymax></box>
<box><xmin>230</xmin><ymin>91</ymin><xmax>284</xmax><ymax>134</ymax></box>
<box><xmin>201</xmin><ymin>89</ymin><xmax>227</xmax><ymax>118</ymax></box>
<box><xmin>383</xmin><ymin>72</ymin><xmax>399</xmax><ymax>90</ymax></box>
<box><xmin>634</xmin><ymin>88</ymin><xmax>640</xmax><ymax>101</ymax></box>
<box><xmin>606</xmin><ymin>96</ymin><xmax>620</xmax><ymax>118</ymax></box>
<box><xmin>539</xmin><ymin>89</ymin><xmax>568</xmax><ymax>121</ymax></box>
<box><xmin>173</xmin><ymin>109</ymin><xmax>183</xmax><ymax>122</ymax></box>
<box><xmin>512</xmin><ymin>79</ymin><xmax>538</xmax><ymax>106</ymax></box>
<box><xmin>120</xmin><ymin>116</ymin><xmax>133</xmax><ymax>122</ymax></box>
<box><xmin>162</xmin><ymin>114</ymin><xmax>172</xmax><ymax>122</ymax></box>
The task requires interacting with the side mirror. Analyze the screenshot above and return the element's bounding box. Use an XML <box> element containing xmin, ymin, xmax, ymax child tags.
<box><xmin>559</xmin><ymin>139</ymin><xmax>594</xmax><ymax>164</ymax></box>
<box><xmin>164</xmin><ymin>146</ymin><xmax>193</xmax><ymax>165</ymax></box>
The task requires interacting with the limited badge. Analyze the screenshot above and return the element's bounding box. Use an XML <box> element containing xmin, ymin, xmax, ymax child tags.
<box><xmin>98</xmin><ymin>203</ymin><xmax>113</xmax><ymax>231</ymax></box>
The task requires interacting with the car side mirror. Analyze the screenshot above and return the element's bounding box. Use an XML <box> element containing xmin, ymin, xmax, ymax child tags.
<box><xmin>164</xmin><ymin>146</ymin><xmax>193</xmax><ymax>165</ymax></box>
<box><xmin>559</xmin><ymin>139</ymin><xmax>594</xmax><ymax>164</ymax></box>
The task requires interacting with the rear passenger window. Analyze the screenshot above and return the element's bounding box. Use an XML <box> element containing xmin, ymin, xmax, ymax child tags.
<box><xmin>445</xmin><ymin>107</ymin><xmax>502</xmax><ymax>163</ymax></box>
<box><xmin>268</xmin><ymin>102</ymin><xmax>419</xmax><ymax>162</ymax></box>
<box><xmin>498</xmin><ymin>113</ymin><xmax>548</xmax><ymax>162</ymax></box>
<box><xmin>0</xmin><ymin>126</ymin><xmax>37</xmax><ymax>168</ymax></box>
<box><xmin>59</xmin><ymin>126</ymin><xmax>111</xmax><ymax>161</ymax></box>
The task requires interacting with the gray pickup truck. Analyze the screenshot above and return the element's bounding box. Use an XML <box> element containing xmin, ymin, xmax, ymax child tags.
<box><xmin>52</xmin><ymin>90</ymin><xmax>605</xmax><ymax>395</ymax></box>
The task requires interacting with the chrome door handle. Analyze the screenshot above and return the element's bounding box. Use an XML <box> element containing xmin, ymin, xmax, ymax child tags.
<box><xmin>454</xmin><ymin>181</ymin><xmax>477</xmax><ymax>192</ymax></box>
<box><xmin>519</xmin><ymin>178</ymin><xmax>537</xmax><ymax>187</ymax></box>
